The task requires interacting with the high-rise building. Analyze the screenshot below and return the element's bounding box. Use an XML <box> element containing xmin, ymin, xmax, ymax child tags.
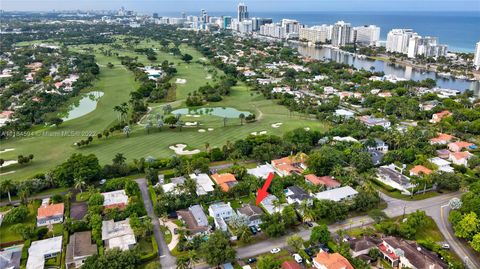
<box><xmin>281</xmin><ymin>19</ymin><xmax>300</xmax><ymax>38</ymax></box>
<box><xmin>353</xmin><ymin>25</ymin><xmax>380</xmax><ymax>46</ymax></box>
<box><xmin>237</xmin><ymin>3</ymin><xmax>249</xmax><ymax>22</ymax></box>
<box><xmin>251</xmin><ymin>17</ymin><xmax>272</xmax><ymax>31</ymax></box>
<box><xmin>407</xmin><ymin>35</ymin><xmax>448</xmax><ymax>58</ymax></box>
<box><xmin>299</xmin><ymin>27</ymin><xmax>328</xmax><ymax>43</ymax></box>
<box><xmin>331</xmin><ymin>21</ymin><xmax>352</xmax><ymax>47</ymax></box>
<box><xmin>239</xmin><ymin>20</ymin><xmax>253</xmax><ymax>33</ymax></box>
<box><xmin>259</xmin><ymin>23</ymin><xmax>286</xmax><ymax>39</ymax></box>
<box><xmin>386</xmin><ymin>29</ymin><xmax>416</xmax><ymax>54</ymax></box>
<box><xmin>223</xmin><ymin>16</ymin><xmax>232</xmax><ymax>29</ymax></box>
<box><xmin>474</xmin><ymin>41</ymin><xmax>480</xmax><ymax>70</ymax></box>
<box><xmin>152</xmin><ymin>13</ymin><xmax>158</xmax><ymax>18</ymax></box>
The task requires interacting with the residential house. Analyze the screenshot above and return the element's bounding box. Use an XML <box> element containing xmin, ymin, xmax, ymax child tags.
<box><xmin>208</xmin><ymin>202</ymin><xmax>235</xmax><ymax>221</ymax></box>
<box><xmin>281</xmin><ymin>260</ymin><xmax>301</xmax><ymax>269</ymax></box>
<box><xmin>378</xmin><ymin>92</ymin><xmax>392</xmax><ymax>98</ymax></box>
<box><xmin>436</xmin><ymin>149</ymin><xmax>451</xmax><ymax>159</ymax></box>
<box><xmin>332</xmin><ymin>136</ymin><xmax>359</xmax><ymax>143</ymax></box>
<box><xmin>65</xmin><ymin>231</ymin><xmax>97</xmax><ymax>269</ymax></box>
<box><xmin>189</xmin><ymin>173</ymin><xmax>215</xmax><ymax>195</ymax></box>
<box><xmin>26</xmin><ymin>236</ymin><xmax>63</xmax><ymax>269</ymax></box>
<box><xmin>366</xmin><ymin>139</ymin><xmax>389</xmax><ymax>153</ymax></box>
<box><xmin>335</xmin><ymin>109</ymin><xmax>355</xmax><ymax>119</ymax></box>
<box><xmin>101</xmin><ymin>219</ymin><xmax>136</xmax><ymax>251</ymax></box>
<box><xmin>378</xmin><ymin>236</ymin><xmax>448</xmax><ymax>269</ymax></box>
<box><xmin>247</xmin><ymin>164</ymin><xmax>275</xmax><ymax>179</ymax></box>
<box><xmin>429</xmin><ymin>157</ymin><xmax>454</xmax><ymax>173</ymax></box>
<box><xmin>429</xmin><ymin>133</ymin><xmax>454</xmax><ymax>145</ymax></box>
<box><xmin>419</xmin><ymin>100</ymin><xmax>439</xmax><ymax>111</ymax></box>
<box><xmin>101</xmin><ymin>190</ymin><xmax>128</xmax><ymax>210</ymax></box>
<box><xmin>376</xmin><ymin>164</ymin><xmax>414</xmax><ymax>195</ymax></box>
<box><xmin>0</xmin><ymin>245</ymin><xmax>22</xmax><ymax>269</ymax></box>
<box><xmin>358</xmin><ymin>116</ymin><xmax>391</xmax><ymax>129</ymax></box>
<box><xmin>304</xmin><ymin>174</ymin><xmax>340</xmax><ymax>190</ymax></box>
<box><xmin>161</xmin><ymin>176</ymin><xmax>186</xmax><ymax>194</ymax></box>
<box><xmin>448</xmin><ymin>141</ymin><xmax>475</xmax><ymax>152</ymax></box>
<box><xmin>430</xmin><ymin>110</ymin><xmax>452</xmax><ymax>123</ymax></box>
<box><xmin>314</xmin><ymin>186</ymin><xmax>358</xmax><ymax>202</ymax></box>
<box><xmin>237</xmin><ymin>204</ymin><xmax>264</xmax><ymax>227</ymax></box>
<box><xmin>349</xmin><ymin>237</ymin><xmax>381</xmax><ymax>258</ymax></box>
<box><xmin>211</xmin><ymin>173</ymin><xmax>238</xmax><ymax>192</ymax></box>
<box><xmin>409</xmin><ymin>165</ymin><xmax>433</xmax><ymax>177</ymax></box>
<box><xmin>449</xmin><ymin>152</ymin><xmax>473</xmax><ymax>166</ymax></box>
<box><xmin>260</xmin><ymin>194</ymin><xmax>286</xmax><ymax>215</ymax></box>
<box><xmin>285</xmin><ymin>186</ymin><xmax>312</xmax><ymax>205</ymax></box>
<box><xmin>313</xmin><ymin>251</ymin><xmax>354</xmax><ymax>269</ymax></box>
<box><xmin>37</xmin><ymin>203</ymin><xmax>64</xmax><ymax>227</ymax></box>
<box><xmin>176</xmin><ymin>205</ymin><xmax>210</xmax><ymax>239</ymax></box>
<box><xmin>271</xmin><ymin>156</ymin><xmax>307</xmax><ymax>177</ymax></box>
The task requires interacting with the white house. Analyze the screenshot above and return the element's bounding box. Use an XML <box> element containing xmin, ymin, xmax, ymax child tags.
<box><xmin>335</xmin><ymin>109</ymin><xmax>355</xmax><ymax>119</ymax></box>
<box><xmin>314</xmin><ymin>186</ymin><xmax>358</xmax><ymax>202</ymax></box>
<box><xmin>189</xmin><ymin>173</ymin><xmax>215</xmax><ymax>195</ymax></box>
<box><xmin>27</xmin><ymin>236</ymin><xmax>63</xmax><ymax>269</ymax></box>
<box><xmin>208</xmin><ymin>202</ymin><xmax>235</xmax><ymax>221</ymax></box>
<box><xmin>367</xmin><ymin>139</ymin><xmax>389</xmax><ymax>153</ymax></box>
<box><xmin>101</xmin><ymin>190</ymin><xmax>129</xmax><ymax>210</ymax></box>
<box><xmin>260</xmin><ymin>194</ymin><xmax>286</xmax><ymax>215</ymax></box>
<box><xmin>247</xmin><ymin>164</ymin><xmax>275</xmax><ymax>179</ymax></box>
<box><xmin>376</xmin><ymin>164</ymin><xmax>414</xmax><ymax>195</ymax></box>
<box><xmin>101</xmin><ymin>219</ymin><xmax>136</xmax><ymax>251</ymax></box>
<box><xmin>429</xmin><ymin>157</ymin><xmax>454</xmax><ymax>173</ymax></box>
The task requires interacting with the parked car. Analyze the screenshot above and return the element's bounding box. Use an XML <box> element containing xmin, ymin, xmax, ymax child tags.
<box><xmin>249</xmin><ymin>226</ymin><xmax>257</xmax><ymax>235</ymax></box>
<box><xmin>247</xmin><ymin>258</ymin><xmax>257</xmax><ymax>264</ymax></box>
<box><xmin>293</xmin><ymin>253</ymin><xmax>303</xmax><ymax>263</ymax></box>
<box><xmin>305</xmin><ymin>221</ymin><xmax>313</xmax><ymax>227</ymax></box>
<box><xmin>441</xmin><ymin>243</ymin><xmax>450</xmax><ymax>249</ymax></box>
<box><xmin>304</xmin><ymin>248</ymin><xmax>314</xmax><ymax>257</ymax></box>
<box><xmin>270</xmin><ymin>248</ymin><xmax>281</xmax><ymax>254</ymax></box>
<box><xmin>255</xmin><ymin>225</ymin><xmax>262</xmax><ymax>232</ymax></box>
<box><xmin>173</xmin><ymin>228</ymin><xmax>178</xmax><ymax>234</ymax></box>
<box><xmin>99</xmin><ymin>179</ymin><xmax>107</xmax><ymax>185</ymax></box>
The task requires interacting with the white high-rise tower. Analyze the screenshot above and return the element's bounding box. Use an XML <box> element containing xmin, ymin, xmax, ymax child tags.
<box><xmin>474</xmin><ymin>41</ymin><xmax>480</xmax><ymax>70</ymax></box>
<box><xmin>237</xmin><ymin>3</ymin><xmax>249</xmax><ymax>22</ymax></box>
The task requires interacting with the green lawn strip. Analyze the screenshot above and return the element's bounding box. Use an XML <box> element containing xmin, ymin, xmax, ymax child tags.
<box><xmin>160</xmin><ymin>225</ymin><xmax>172</xmax><ymax>244</ymax></box>
<box><xmin>0</xmin><ymin>200</ymin><xmax>41</xmax><ymax>244</ymax></box>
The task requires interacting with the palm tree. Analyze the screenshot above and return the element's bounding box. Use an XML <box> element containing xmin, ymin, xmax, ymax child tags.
<box><xmin>239</xmin><ymin>113</ymin><xmax>245</xmax><ymax>125</ymax></box>
<box><xmin>272</xmin><ymin>199</ymin><xmax>282</xmax><ymax>213</ymax></box>
<box><xmin>204</xmin><ymin>142</ymin><xmax>211</xmax><ymax>153</ymax></box>
<box><xmin>0</xmin><ymin>179</ymin><xmax>14</xmax><ymax>203</ymax></box>
<box><xmin>176</xmin><ymin>256</ymin><xmax>190</xmax><ymax>269</ymax></box>
<box><xmin>18</xmin><ymin>187</ymin><xmax>30</xmax><ymax>205</ymax></box>
<box><xmin>236</xmin><ymin>225</ymin><xmax>252</xmax><ymax>243</ymax></box>
<box><xmin>74</xmin><ymin>178</ymin><xmax>86</xmax><ymax>194</ymax></box>
<box><xmin>145</xmin><ymin>120</ymin><xmax>152</xmax><ymax>134</ymax></box>
<box><xmin>187</xmin><ymin>250</ymin><xmax>200</xmax><ymax>268</ymax></box>
<box><xmin>123</xmin><ymin>125</ymin><xmax>131</xmax><ymax>137</ymax></box>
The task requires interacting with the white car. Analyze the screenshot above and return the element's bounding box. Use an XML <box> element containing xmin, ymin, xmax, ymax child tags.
<box><xmin>270</xmin><ymin>248</ymin><xmax>281</xmax><ymax>254</ymax></box>
<box><xmin>441</xmin><ymin>243</ymin><xmax>450</xmax><ymax>249</ymax></box>
<box><xmin>292</xmin><ymin>253</ymin><xmax>303</xmax><ymax>263</ymax></box>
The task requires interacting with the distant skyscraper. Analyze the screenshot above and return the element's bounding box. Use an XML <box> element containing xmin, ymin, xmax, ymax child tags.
<box><xmin>152</xmin><ymin>13</ymin><xmax>158</xmax><ymax>18</ymax></box>
<box><xmin>353</xmin><ymin>25</ymin><xmax>380</xmax><ymax>46</ymax></box>
<box><xmin>331</xmin><ymin>21</ymin><xmax>352</xmax><ymax>47</ymax></box>
<box><xmin>386</xmin><ymin>29</ymin><xmax>416</xmax><ymax>54</ymax></box>
<box><xmin>237</xmin><ymin>3</ymin><xmax>249</xmax><ymax>22</ymax></box>
<box><xmin>474</xmin><ymin>41</ymin><xmax>480</xmax><ymax>70</ymax></box>
<box><xmin>223</xmin><ymin>16</ymin><xmax>232</xmax><ymax>29</ymax></box>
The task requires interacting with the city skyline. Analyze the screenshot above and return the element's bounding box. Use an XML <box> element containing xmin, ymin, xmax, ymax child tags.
<box><xmin>2</xmin><ymin>0</ymin><xmax>480</xmax><ymax>12</ymax></box>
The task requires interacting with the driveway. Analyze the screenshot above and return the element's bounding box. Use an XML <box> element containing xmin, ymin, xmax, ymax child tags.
<box><xmin>136</xmin><ymin>178</ymin><xmax>176</xmax><ymax>269</ymax></box>
<box><xmin>163</xmin><ymin>220</ymin><xmax>180</xmax><ymax>251</ymax></box>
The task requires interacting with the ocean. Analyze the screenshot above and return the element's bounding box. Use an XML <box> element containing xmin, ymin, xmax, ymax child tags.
<box><xmin>159</xmin><ymin>11</ymin><xmax>480</xmax><ymax>53</ymax></box>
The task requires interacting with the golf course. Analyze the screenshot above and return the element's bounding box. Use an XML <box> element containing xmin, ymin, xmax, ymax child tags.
<box><xmin>1</xmin><ymin>37</ymin><xmax>328</xmax><ymax>181</ymax></box>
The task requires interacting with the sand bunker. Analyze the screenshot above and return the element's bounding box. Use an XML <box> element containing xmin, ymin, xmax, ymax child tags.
<box><xmin>271</xmin><ymin>122</ymin><xmax>283</xmax><ymax>128</ymax></box>
<box><xmin>176</xmin><ymin>78</ymin><xmax>187</xmax><ymax>84</ymax></box>
<box><xmin>169</xmin><ymin>144</ymin><xmax>200</xmax><ymax>155</ymax></box>
<box><xmin>251</xmin><ymin>131</ymin><xmax>267</xmax><ymax>136</ymax></box>
<box><xmin>184</xmin><ymin>122</ymin><xmax>198</xmax><ymax>126</ymax></box>
<box><xmin>206</xmin><ymin>75</ymin><xmax>212</xmax><ymax>79</ymax></box>
<box><xmin>208</xmin><ymin>128</ymin><xmax>214</xmax><ymax>131</ymax></box>
<box><xmin>198</xmin><ymin>129</ymin><xmax>206</xmax><ymax>133</ymax></box>
<box><xmin>192</xmin><ymin>115</ymin><xmax>200</xmax><ymax>118</ymax></box>
<box><xmin>0</xmin><ymin>148</ymin><xmax>15</xmax><ymax>154</ymax></box>
<box><xmin>0</xmin><ymin>171</ymin><xmax>15</xmax><ymax>176</ymax></box>
<box><xmin>304</xmin><ymin>127</ymin><xmax>311</xmax><ymax>131</ymax></box>
<box><xmin>0</xmin><ymin>160</ymin><xmax>18</xmax><ymax>167</ymax></box>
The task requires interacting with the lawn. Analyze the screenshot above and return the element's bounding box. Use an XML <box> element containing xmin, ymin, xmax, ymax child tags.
<box><xmin>2</xmin><ymin>37</ymin><xmax>327</xmax><ymax>182</ymax></box>
<box><xmin>0</xmin><ymin>200</ymin><xmax>41</xmax><ymax>244</ymax></box>
<box><xmin>160</xmin><ymin>225</ymin><xmax>172</xmax><ymax>244</ymax></box>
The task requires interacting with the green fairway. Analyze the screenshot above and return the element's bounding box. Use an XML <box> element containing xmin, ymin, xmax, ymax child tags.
<box><xmin>1</xmin><ymin>38</ymin><xmax>327</xmax><ymax>182</ymax></box>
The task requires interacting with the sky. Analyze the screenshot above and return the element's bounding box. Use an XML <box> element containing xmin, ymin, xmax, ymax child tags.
<box><xmin>2</xmin><ymin>0</ymin><xmax>480</xmax><ymax>13</ymax></box>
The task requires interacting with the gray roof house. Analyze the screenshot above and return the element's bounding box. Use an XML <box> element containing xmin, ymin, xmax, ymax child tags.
<box><xmin>0</xmin><ymin>245</ymin><xmax>22</xmax><ymax>269</ymax></box>
<box><xmin>65</xmin><ymin>231</ymin><xmax>97</xmax><ymax>269</ymax></box>
<box><xmin>377</xmin><ymin>164</ymin><xmax>414</xmax><ymax>195</ymax></box>
<box><xmin>237</xmin><ymin>204</ymin><xmax>264</xmax><ymax>227</ymax></box>
<box><xmin>285</xmin><ymin>186</ymin><xmax>312</xmax><ymax>205</ymax></box>
<box><xmin>177</xmin><ymin>205</ymin><xmax>210</xmax><ymax>239</ymax></box>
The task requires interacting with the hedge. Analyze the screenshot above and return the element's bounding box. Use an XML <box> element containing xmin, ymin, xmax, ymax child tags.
<box><xmin>140</xmin><ymin>235</ymin><xmax>159</xmax><ymax>262</ymax></box>
<box><xmin>370</xmin><ymin>177</ymin><xmax>397</xmax><ymax>192</ymax></box>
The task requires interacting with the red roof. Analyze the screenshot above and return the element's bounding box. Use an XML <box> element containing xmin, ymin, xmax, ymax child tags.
<box><xmin>378</xmin><ymin>243</ymin><xmax>399</xmax><ymax>260</ymax></box>
<box><xmin>211</xmin><ymin>173</ymin><xmax>237</xmax><ymax>192</ymax></box>
<box><xmin>305</xmin><ymin>174</ymin><xmax>340</xmax><ymax>188</ymax></box>
<box><xmin>314</xmin><ymin>252</ymin><xmax>354</xmax><ymax>269</ymax></box>
<box><xmin>409</xmin><ymin>165</ymin><xmax>432</xmax><ymax>176</ymax></box>
<box><xmin>37</xmin><ymin>203</ymin><xmax>64</xmax><ymax>219</ymax></box>
<box><xmin>282</xmin><ymin>260</ymin><xmax>301</xmax><ymax>269</ymax></box>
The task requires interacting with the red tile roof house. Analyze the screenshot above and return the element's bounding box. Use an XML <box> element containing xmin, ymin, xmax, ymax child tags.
<box><xmin>304</xmin><ymin>174</ymin><xmax>340</xmax><ymax>190</ymax></box>
<box><xmin>429</xmin><ymin>110</ymin><xmax>452</xmax><ymax>123</ymax></box>
<box><xmin>448</xmin><ymin>141</ymin><xmax>475</xmax><ymax>152</ymax></box>
<box><xmin>282</xmin><ymin>260</ymin><xmax>301</xmax><ymax>269</ymax></box>
<box><xmin>429</xmin><ymin>133</ymin><xmax>455</xmax><ymax>145</ymax></box>
<box><xmin>409</xmin><ymin>165</ymin><xmax>433</xmax><ymax>177</ymax></box>
<box><xmin>37</xmin><ymin>203</ymin><xmax>64</xmax><ymax>227</ymax></box>
<box><xmin>449</xmin><ymin>152</ymin><xmax>473</xmax><ymax>166</ymax></box>
<box><xmin>313</xmin><ymin>251</ymin><xmax>354</xmax><ymax>269</ymax></box>
<box><xmin>211</xmin><ymin>173</ymin><xmax>238</xmax><ymax>192</ymax></box>
<box><xmin>271</xmin><ymin>156</ymin><xmax>307</xmax><ymax>177</ymax></box>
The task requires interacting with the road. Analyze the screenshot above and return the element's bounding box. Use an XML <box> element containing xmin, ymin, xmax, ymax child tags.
<box><xmin>195</xmin><ymin>191</ymin><xmax>480</xmax><ymax>269</ymax></box>
<box><xmin>0</xmin><ymin>192</ymin><xmax>68</xmax><ymax>207</ymax></box>
<box><xmin>136</xmin><ymin>178</ymin><xmax>176</xmax><ymax>269</ymax></box>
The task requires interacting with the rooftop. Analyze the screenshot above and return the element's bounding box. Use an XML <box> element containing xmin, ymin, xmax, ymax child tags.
<box><xmin>237</xmin><ymin>204</ymin><xmax>264</xmax><ymax>220</ymax></box>
<box><xmin>305</xmin><ymin>174</ymin><xmax>340</xmax><ymax>188</ymax></box>
<box><xmin>314</xmin><ymin>186</ymin><xmax>358</xmax><ymax>202</ymax></box>
<box><xmin>285</xmin><ymin>186</ymin><xmax>311</xmax><ymax>201</ymax></box>
<box><xmin>409</xmin><ymin>165</ymin><xmax>433</xmax><ymax>176</ymax></box>
<box><xmin>314</xmin><ymin>251</ymin><xmax>354</xmax><ymax>269</ymax></box>
<box><xmin>211</xmin><ymin>173</ymin><xmax>238</xmax><ymax>192</ymax></box>
<box><xmin>177</xmin><ymin>204</ymin><xmax>209</xmax><ymax>234</ymax></box>
<box><xmin>190</xmin><ymin>173</ymin><xmax>215</xmax><ymax>195</ymax></box>
<box><xmin>66</xmin><ymin>231</ymin><xmax>97</xmax><ymax>265</ymax></box>
<box><xmin>101</xmin><ymin>190</ymin><xmax>129</xmax><ymax>208</ymax></box>
<box><xmin>37</xmin><ymin>203</ymin><xmax>64</xmax><ymax>219</ymax></box>
<box><xmin>247</xmin><ymin>164</ymin><xmax>275</xmax><ymax>179</ymax></box>
<box><xmin>27</xmin><ymin>236</ymin><xmax>63</xmax><ymax>269</ymax></box>
<box><xmin>378</xmin><ymin>165</ymin><xmax>411</xmax><ymax>186</ymax></box>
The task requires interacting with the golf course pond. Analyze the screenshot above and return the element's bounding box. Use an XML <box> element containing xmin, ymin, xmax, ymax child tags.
<box><xmin>171</xmin><ymin>107</ymin><xmax>251</xmax><ymax>118</ymax></box>
<box><xmin>61</xmin><ymin>91</ymin><xmax>104</xmax><ymax>121</ymax></box>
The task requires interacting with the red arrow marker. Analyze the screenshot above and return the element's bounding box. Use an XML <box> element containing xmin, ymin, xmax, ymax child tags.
<box><xmin>256</xmin><ymin>172</ymin><xmax>275</xmax><ymax>206</ymax></box>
